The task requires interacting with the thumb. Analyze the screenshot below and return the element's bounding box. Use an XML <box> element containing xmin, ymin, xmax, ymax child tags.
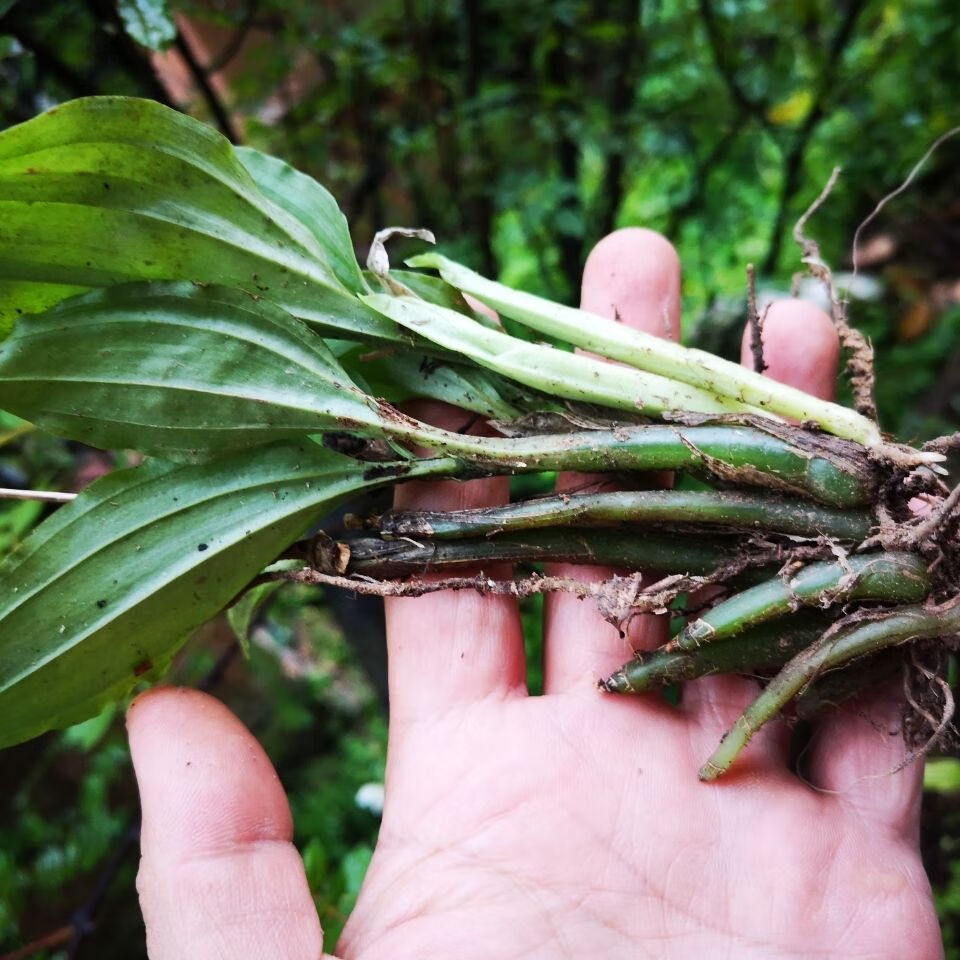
<box><xmin>128</xmin><ymin>687</ymin><xmax>334</xmax><ymax>959</ymax></box>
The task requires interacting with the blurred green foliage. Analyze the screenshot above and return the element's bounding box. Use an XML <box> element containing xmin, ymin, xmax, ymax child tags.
<box><xmin>0</xmin><ymin>586</ymin><xmax>386</xmax><ymax>956</ymax></box>
<box><xmin>0</xmin><ymin>0</ymin><xmax>958</xmax><ymax>955</ymax></box>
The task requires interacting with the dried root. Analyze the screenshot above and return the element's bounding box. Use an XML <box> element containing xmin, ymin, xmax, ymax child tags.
<box><xmin>793</xmin><ymin>166</ymin><xmax>878</xmax><ymax>421</ymax></box>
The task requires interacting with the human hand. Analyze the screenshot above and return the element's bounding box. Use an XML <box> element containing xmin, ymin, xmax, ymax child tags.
<box><xmin>128</xmin><ymin>229</ymin><xmax>943</xmax><ymax>959</ymax></box>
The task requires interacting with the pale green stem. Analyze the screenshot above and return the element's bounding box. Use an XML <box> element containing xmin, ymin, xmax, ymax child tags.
<box><xmin>406</xmin><ymin>253</ymin><xmax>883</xmax><ymax>447</ymax></box>
<box><xmin>361</xmin><ymin>292</ymin><xmax>764</xmax><ymax>420</ymax></box>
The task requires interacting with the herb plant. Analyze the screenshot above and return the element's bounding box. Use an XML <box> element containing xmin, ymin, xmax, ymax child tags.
<box><xmin>0</xmin><ymin>96</ymin><xmax>956</xmax><ymax>779</ymax></box>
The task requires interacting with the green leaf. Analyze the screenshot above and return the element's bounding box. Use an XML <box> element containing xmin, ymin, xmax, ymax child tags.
<box><xmin>301</xmin><ymin>836</ymin><xmax>328</xmax><ymax>892</ymax></box>
<box><xmin>61</xmin><ymin>703</ymin><xmax>118</xmax><ymax>751</ymax></box>
<box><xmin>117</xmin><ymin>0</ymin><xmax>177</xmax><ymax>51</ymax></box>
<box><xmin>342</xmin><ymin>844</ymin><xmax>373</xmax><ymax>895</ymax></box>
<box><xmin>0</xmin><ymin>282</ymin><xmax>390</xmax><ymax>460</ymax></box>
<box><xmin>0</xmin><ymin>279</ymin><xmax>88</xmax><ymax>342</ymax></box>
<box><xmin>235</xmin><ymin>146</ymin><xmax>367</xmax><ymax>296</ymax></box>
<box><xmin>338</xmin><ymin>343</ymin><xmax>537</xmax><ymax>420</ymax></box>
<box><xmin>924</xmin><ymin>758</ymin><xmax>960</xmax><ymax>794</ymax></box>
<box><xmin>0</xmin><ymin>97</ymin><xmax>397</xmax><ymax>342</ymax></box>
<box><xmin>227</xmin><ymin>581</ymin><xmax>283</xmax><ymax>658</ymax></box>
<box><xmin>0</xmin><ymin>498</ymin><xmax>43</xmax><ymax>555</ymax></box>
<box><xmin>0</xmin><ymin>441</ymin><xmax>392</xmax><ymax>747</ymax></box>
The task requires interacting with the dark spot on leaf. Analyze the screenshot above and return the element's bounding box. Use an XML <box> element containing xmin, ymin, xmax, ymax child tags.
<box><xmin>197</xmin><ymin>543</ymin><xmax>208</xmax><ymax>552</ymax></box>
<box><xmin>418</xmin><ymin>356</ymin><xmax>441</xmax><ymax>377</ymax></box>
<box><xmin>133</xmin><ymin>659</ymin><xmax>153</xmax><ymax>677</ymax></box>
<box><xmin>103</xmin><ymin>182</ymin><xmax>110</xmax><ymax>190</ymax></box>
<box><xmin>96</xmin><ymin>599</ymin><xmax>107</xmax><ymax>608</ymax></box>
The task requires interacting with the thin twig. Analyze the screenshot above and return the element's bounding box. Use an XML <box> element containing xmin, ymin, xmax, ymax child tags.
<box><xmin>275</xmin><ymin>566</ymin><xmax>712</xmax><ymax>630</ymax></box>
<box><xmin>0</xmin><ymin>487</ymin><xmax>76</xmax><ymax>503</ymax></box>
<box><xmin>65</xmin><ymin>822</ymin><xmax>141</xmax><ymax>959</ymax></box>
<box><xmin>173</xmin><ymin>31</ymin><xmax>242</xmax><ymax>144</ymax></box>
<box><xmin>792</xmin><ymin>165</ymin><xmax>843</xmax><ymax>250</ymax></box>
<box><xmin>851</xmin><ymin>125</ymin><xmax>960</xmax><ymax>281</ymax></box>
<box><xmin>278</xmin><ymin>567</ymin><xmax>625</xmax><ymax>601</ymax></box>
<box><xmin>273</xmin><ymin>539</ymin><xmax>835</xmax><ymax>632</ymax></box>
<box><xmin>0</xmin><ymin>822</ymin><xmax>141</xmax><ymax>960</ymax></box>
<box><xmin>697</xmin><ymin>0</ymin><xmax>767</xmax><ymax>118</ymax></box>
<box><xmin>203</xmin><ymin>0</ymin><xmax>260</xmax><ymax>74</ymax></box>
<box><xmin>197</xmin><ymin>639</ymin><xmax>240</xmax><ymax>694</ymax></box>
<box><xmin>0</xmin><ymin>926</ymin><xmax>73</xmax><ymax>960</ymax></box>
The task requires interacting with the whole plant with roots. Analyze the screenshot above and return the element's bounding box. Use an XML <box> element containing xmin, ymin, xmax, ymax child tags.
<box><xmin>0</xmin><ymin>96</ymin><xmax>958</xmax><ymax>791</ymax></box>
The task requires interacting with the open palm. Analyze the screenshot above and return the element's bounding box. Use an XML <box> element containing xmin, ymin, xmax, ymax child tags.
<box><xmin>129</xmin><ymin>230</ymin><xmax>942</xmax><ymax>959</ymax></box>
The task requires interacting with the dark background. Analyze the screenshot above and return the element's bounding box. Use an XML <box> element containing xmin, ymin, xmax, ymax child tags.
<box><xmin>1</xmin><ymin>0</ymin><xmax>959</xmax><ymax>956</ymax></box>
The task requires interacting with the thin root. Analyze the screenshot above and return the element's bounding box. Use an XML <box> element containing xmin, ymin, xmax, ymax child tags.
<box><xmin>745</xmin><ymin>263</ymin><xmax>767</xmax><ymax>374</ymax></box>
<box><xmin>793</xmin><ymin>166</ymin><xmax>877</xmax><ymax>421</ymax></box>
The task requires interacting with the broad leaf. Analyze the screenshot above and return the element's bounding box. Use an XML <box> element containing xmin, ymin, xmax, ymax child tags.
<box><xmin>0</xmin><ymin>282</ymin><xmax>390</xmax><ymax>460</ymax></box>
<box><xmin>235</xmin><ymin>146</ymin><xmax>367</xmax><ymax>296</ymax></box>
<box><xmin>0</xmin><ymin>96</ymin><xmax>397</xmax><ymax>341</ymax></box>
<box><xmin>117</xmin><ymin>0</ymin><xmax>176</xmax><ymax>51</ymax></box>
<box><xmin>0</xmin><ymin>441</ymin><xmax>391</xmax><ymax>746</ymax></box>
